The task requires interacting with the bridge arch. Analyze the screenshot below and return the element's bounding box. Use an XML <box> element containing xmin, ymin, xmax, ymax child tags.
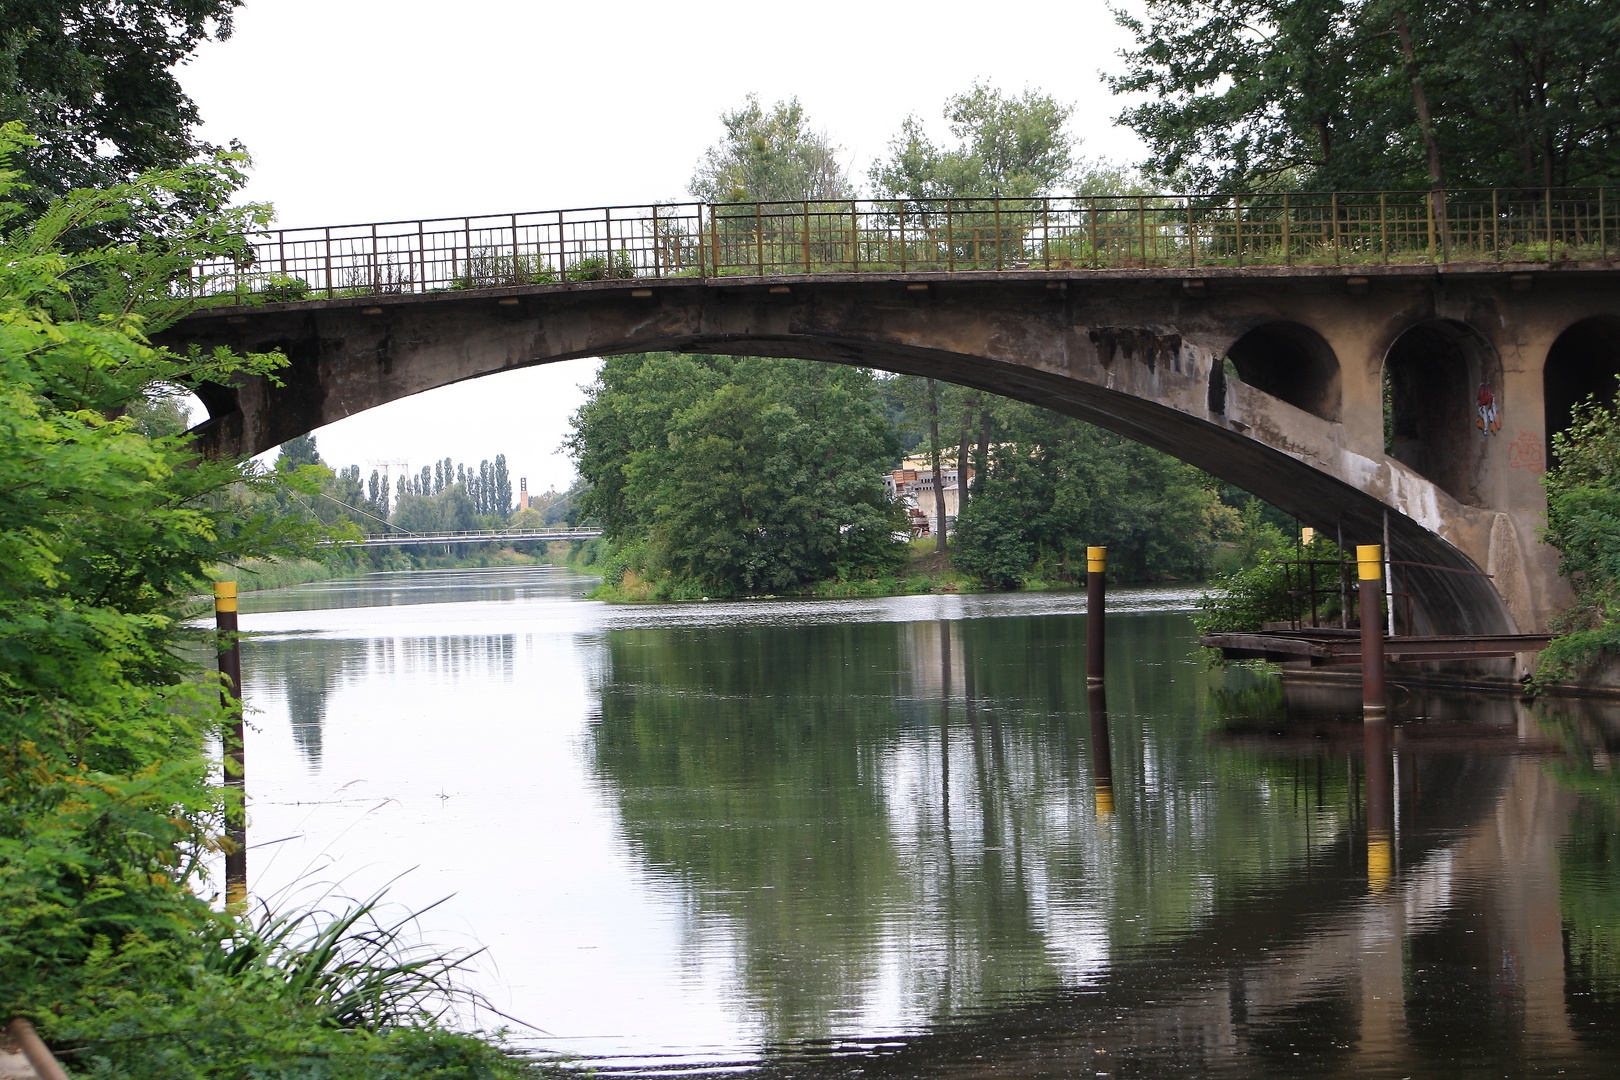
<box><xmin>1544</xmin><ymin>316</ymin><xmax>1620</xmax><ymax>465</ymax></box>
<box><xmin>1383</xmin><ymin>319</ymin><xmax>1501</xmax><ymax>508</ymax></box>
<box><xmin>168</xmin><ymin>275</ymin><xmax>1566</xmax><ymax>638</ymax></box>
<box><xmin>1222</xmin><ymin>321</ymin><xmax>1341</xmax><ymax>422</ymax></box>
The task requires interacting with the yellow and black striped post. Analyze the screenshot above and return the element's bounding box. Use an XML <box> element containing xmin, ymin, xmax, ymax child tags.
<box><xmin>1357</xmin><ymin>545</ymin><xmax>1386</xmax><ymax>716</ymax></box>
<box><xmin>1086</xmin><ymin>546</ymin><xmax>1107</xmax><ymax>683</ymax></box>
<box><xmin>214</xmin><ymin>581</ymin><xmax>247</xmax><ymax>904</ymax></box>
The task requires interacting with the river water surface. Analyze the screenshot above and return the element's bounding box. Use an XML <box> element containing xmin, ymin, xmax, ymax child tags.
<box><xmin>236</xmin><ymin>565</ymin><xmax>1620</xmax><ymax>1077</ymax></box>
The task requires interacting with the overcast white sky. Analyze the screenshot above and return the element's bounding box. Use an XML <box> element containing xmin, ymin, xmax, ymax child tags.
<box><xmin>179</xmin><ymin>0</ymin><xmax>1148</xmax><ymax>492</ymax></box>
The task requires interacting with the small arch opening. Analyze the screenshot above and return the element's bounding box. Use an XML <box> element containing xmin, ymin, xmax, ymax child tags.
<box><xmin>1223</xmin><ymin>321</ymin><xmax>1342</xmax><ymax>422</ymax></box>
<box><xmin>1383</xmin><ymin>320</ymin><xmax>1500</xmax><ymax>507</ymax></box>
<box><xmin>1544</xmin><ymin>316</ymin><xmax>1620</xmax><ymax>466</ymax></box>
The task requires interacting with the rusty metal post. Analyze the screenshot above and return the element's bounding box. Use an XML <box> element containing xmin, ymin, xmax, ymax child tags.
<box><xmin>1357</xmin><ymin>545</ymin><xmax>1386</xmax><ymax>717</ymax></box>
<box><xmin>1088</xmin><ymin>683</ymin><xmax>1114</xmax><ymax>817</ymax></box>
<box><xmin>1087</xmin><ymin>546</ymin><xmax>1107</xmax><ymax>683</ymax></box>
<box><xmin>7</xmin><ymin>1019</ymin><xmax>70</xmax><ymax>1080</ymax></box>
<box><xmin>1364</xmin><ymin>712</ymin><xmax>1394</xmax><ymax>894</ymax></box>
<box><xmin>215</xmin><ymin>581</ymin><xmax>247</xmax><ymax>904</ymax></box>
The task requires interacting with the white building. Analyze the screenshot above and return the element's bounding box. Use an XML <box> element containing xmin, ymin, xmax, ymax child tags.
<box><xmin>884</xmin><ymin>455</ymin><xmax>974</xmax><ymax>538</ymax></box>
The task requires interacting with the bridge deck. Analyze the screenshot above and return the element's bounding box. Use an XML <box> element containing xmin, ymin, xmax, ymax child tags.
<box><xmin>332</xmin><ymin>527</ymin><xmax>601</xmax><ymax>548</ymax></box>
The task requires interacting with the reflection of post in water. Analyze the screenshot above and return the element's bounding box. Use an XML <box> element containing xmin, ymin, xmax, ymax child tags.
<box><xmin>1364</xmin><ymin>716</ymin><xmax>1394</xmax><ymax>894</ymax></box>
<box><xmin>1088</xmin><ymin>683</ymin><xmax>1115</xmax><ymax>817</ymax></box>
<box><xmin>214</xmin><ymin>582</ymin><xmax>247</xmax><ymax>904</ymax></box>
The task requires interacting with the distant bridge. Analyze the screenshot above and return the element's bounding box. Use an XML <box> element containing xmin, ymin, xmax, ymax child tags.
<box><xmin>331</xmin><ymin>526</ymin><xmax>601</xmax><ymax>548</ymax></box>
<box><xmin>161</xmin><ymin>189</ymin><xmax>1620</xmax><ymax>646</ymax></box>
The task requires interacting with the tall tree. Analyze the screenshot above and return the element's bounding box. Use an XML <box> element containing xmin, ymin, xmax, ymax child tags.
<box><xmin>569</xmin><ymin>353</ymin><xmax>902</xmax><ymax>595</ymax></box>
<box><xmin>0</xmin><ymin>1</ymin><xmax>242</xmax><ymax>229</ymax></box>
<box><xmin>870</xmin><ymin>83</ymin><xmax>1079</xmax><ymax>201</ymax></box>
<box><xmin>690</xmin><ymin>95</ymin><xmax>854</xmax><ymax>203</ymax></box>
<box><xmin>1110</xmin><ymin>0</ymin><xmax>1620</xmax><ymax>191</ymax></box>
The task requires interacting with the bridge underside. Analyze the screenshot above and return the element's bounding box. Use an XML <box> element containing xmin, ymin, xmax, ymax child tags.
<box><xmin>162</xmin><ymin>265</ymin><xmax>1620</xmax><ymax>642</ymax></box>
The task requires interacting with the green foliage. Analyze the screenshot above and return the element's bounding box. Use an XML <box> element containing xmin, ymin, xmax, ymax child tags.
<box><xmin>1194</xmin><ymin>535</ymin><xmax>1346</xmax><ymax>636</ymax></box>
<box><xmin>953</xmin><ymin>402</ymin><xmax>1231</xmax><ymax>587</ymax></box>
<box><xmin>569</xmin><ymin>353</ymin><xmax>904</xmax><ymax>596</ymax></box>
<box><xmin>1111</xmin><ymin>0</ymin><xmax>1620</xmax><ymax>190</ymax></box>
<box><xmin>1538</xmin><ymin>381</ymin><xmax>1620</xmax><ymax>681</ymax></box>
<box><xmin>870</xmin><ymin>83</ymin><xmax>1080</xmax><ymax>200</ymax></box>
<box><xmin>0</xmin><ymin>0</ymin><xmax>242</xmax><ymax>233</ymax></box>
<box><xmin>690</xmin><ymin>95</ymin><xmax>853</xmax><ymax>203</ymax></box>
<box><xmin>0</xmin><ymin>127</ymin><xmax>535</xmax><ymax>1074</ymax></box>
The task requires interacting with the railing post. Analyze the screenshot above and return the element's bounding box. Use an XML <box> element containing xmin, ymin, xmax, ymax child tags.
<box><xmin>994</xmin><ymin>197</ymin><xmax>1003</xmax><ymax>270</ymax></box>
<box><xmin>947</xmin><ymin>201</ymin><xmax>955</xmax><ymax>272</ymax></box>
<box><xmin>1089</xmin><ymin>196</ymin><xmax>1099</xmax><ymax>269</ymax></box>
<box><xmin>1042</xmin><ymin>197</ymin><xmax>1050</xmax><ymax>270</ymax></box>
<box><xmin>215</xmin><ymin>581</ymin><xmax>247</xmax><ymax>904</ymax></box>
<box><xmin>1492</xmin><ymin>189</ymin><xmax>1501</xmax><ymax>261</ymax></box>
<box><xmin>1087</xmin><ymin>546</ymin><xmax>1107</xmax><ymax>683</ymax></box>
<box><xmin>510</xmin><ymin>213</ymin><xmax>520</xmax><ymax>282</ymax></box>
<box><xmin>604</xmin><ymin>207</ymin><xmax>614</xmax><ymax>276</ymax></box>
<box><xmin>755</xmin><ymin>202</ymin><xmax>765</xmax><ymax>276</ymax></box>
<box><xmin>710</xmin><ymin>204</ymin><xmax>722</xmax><ymax>277</ymax></box>
<box><xmin>1379</xmin><ymin>192</ymin><xmax>1389</xmax><ymax>264</ymax></box>
<box><xmin>1357</xmin><ymin>545</ymin><xmax>1386</xmax><ymax>717</ymax></box>
<box><xmin>1331</xmin><ymin>192</ymin><xmax>1341</xmax><ymax>264</ymax></box>
<box><xmin>804</xmin><ymin>200</ymin><xmax>812</xmax><ymax>273</ymax></box>
<box><xmin>695</xmin><ymin>204</ymin><xmax>707</xmax><ymax>278</ymax></box>
<box><xmin>1282</xmin><ymin>192</ymin><xmax>1291</xmax><ymax>266</ymax></box>
<box><xmin>1547</xmin><ymin>187</ymin><xmax>1555</xmax><ymax>262</ymax></box>
<box><xmin>850</xmin><ymin>201</ymin><xmax>859</xmax><ymax>272</ymax></box>
<box><xmin>652</xmin><ymin>204</ymin><xmax>662</xmax><ymax>278</ymax></box>
<box><xmin>1235</xmin><ymin>196</ymin><xmax>1243</xmax><ymax>267</ymax></box>
<box><xmin>416</xmin><ymin>220</ymin><xmax>426</xmax><ymax>291</ymax></box>
<box><xmin>1602</xmin><ymin>187</ymin><xmax>1608</xmax><ymax>261</ymax></box>
<box><xmin>897</xmin><ymin>201</ymin><xmax>906</xmax><ymax>273</ymax></box>
<box><xmin>1187</xmin><ymin>193</ymin><xmax>1196</xmax><ymax>268</ymax></box>
<box><xmin>323</xmin><ymin>227</ymin><xmax>333</xmax><ymax>298</ymax></box>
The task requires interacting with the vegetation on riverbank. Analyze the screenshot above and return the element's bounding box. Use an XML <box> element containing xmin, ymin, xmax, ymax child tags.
<box><xmin>0</xmin><ymin>126</ymin><xmax>539</xmax><ymax>1076</ymax></box>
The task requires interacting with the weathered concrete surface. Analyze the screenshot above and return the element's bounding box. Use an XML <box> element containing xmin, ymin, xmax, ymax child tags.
<box><xmin>160</xmin><ymin>263</ymin><xmax>1620</xmax><ymax>640</ymax></box>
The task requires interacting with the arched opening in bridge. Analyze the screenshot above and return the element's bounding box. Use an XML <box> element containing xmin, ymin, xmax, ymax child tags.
<box><xmin>1220</xmin><ymin>321</ymin><xmax>1341</xmax><ymax>422</ymax></box>
<box><xmin>1383</xmin><ymin>320</ymin><xmax>1501</xmax><ymax>507</ymax></box>
<box><xmin>1544</xmin><ymin>316</ymin><xmax>1620</xmax><ymax>467</ymax></box>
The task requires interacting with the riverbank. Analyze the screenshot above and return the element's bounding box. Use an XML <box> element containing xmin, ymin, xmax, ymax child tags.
<box><xmin>220</xmin><ymin>548</ymin><xmax>552</xmax><ymax>592</ymax></box>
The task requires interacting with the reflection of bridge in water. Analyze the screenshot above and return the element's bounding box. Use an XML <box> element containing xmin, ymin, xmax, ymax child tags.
<box><xmin>758</xmin><ymin>676</ymin><xmax>1613</xmax><ymax>1079</ymax></box>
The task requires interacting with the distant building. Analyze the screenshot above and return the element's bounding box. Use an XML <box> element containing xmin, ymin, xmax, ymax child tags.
<box><xmin>519</xmin><ymin>477</ymin><xmax>528</xmax><ymax>512</ymax></box>
<box><xmin>884</xmin><ymin>455</ymin><xmax>974</xmax><ymax>538</ymax></box>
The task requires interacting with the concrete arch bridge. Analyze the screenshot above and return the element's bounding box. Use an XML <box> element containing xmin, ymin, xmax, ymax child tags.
<box><xmin>162</xmin><ymin>192</ymin><xmax>1620</xmax><ymax>645</ymax></box>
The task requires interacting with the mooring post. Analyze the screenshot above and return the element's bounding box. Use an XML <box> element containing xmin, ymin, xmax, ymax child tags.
<box><xmin>1087</xmin><ymin>546</ymin><xmax>1107</xmax><ymax>683</ymax></box>
<box><xmin>1357</xmin><ymin>545</ymin><xmax>1386</xmax><ymax>717</ymax></box>
<box><xmin>214</xmin><ymin>581</ymin><xmax>247</xmax><ymax>904</ymax></box>
<box><xmin>1088</xmin><ymin>683</ymin><xmax>1114</xmax><ymax>817</ymax></box>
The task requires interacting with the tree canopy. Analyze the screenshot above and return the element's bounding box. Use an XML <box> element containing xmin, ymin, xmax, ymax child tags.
<box><xmin>869</xmin><ymin>83</ymin><xmax>1080</xmax><ymax>200</ymax></box>
<box><xmin>0</xmin><ymin>1</ymin><xmax>241</xmax><ymax>226</ymax></box>
<box><xmin>569</xmin><ymin>353</ymin><xmax>902</xmax><ymax>597</ymax></box>
<box><xmin>1110</xmin><ymin>0</ymin><xmax>1620</xmax><ymax>191</ymax></box>
<box><xmin>689</xmin><ymin>95</ymin><xmax>853</xmax><ymax>203</ymax></box>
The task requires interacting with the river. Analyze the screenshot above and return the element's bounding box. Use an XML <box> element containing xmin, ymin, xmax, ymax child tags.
<box><xmin>235</xmin><ymin>565</ymin><xmax>1620</xmax><ymax>1077</ymax></box>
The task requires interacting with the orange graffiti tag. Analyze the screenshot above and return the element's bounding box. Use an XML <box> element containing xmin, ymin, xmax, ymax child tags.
<box><xmin>1508</xmin><ymin>431</ymin><xmax>1545</xmax><ymax>474</ymax></box>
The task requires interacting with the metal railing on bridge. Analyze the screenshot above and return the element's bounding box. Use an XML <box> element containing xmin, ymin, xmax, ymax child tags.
<box><xmin>328</xmin><ymin>525</ymin><xmax>602</xmax><ymax>548</ymax></box>
<box><xmin>191</xmin><ymin>188</ymin><xmax>1617</xmax><ymax>302</ymax></box>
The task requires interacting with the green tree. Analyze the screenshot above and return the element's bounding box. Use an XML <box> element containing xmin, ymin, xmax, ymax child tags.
<box><xmin>869</xmin><ymin>83</ymin><xmax>1079</xmax><ymax>201</ymax></box>
<box><xmin>569</xmin><ymin>353</ymin><xmax>903</xmax><ymax>596</ymax></box>
<box><xmin>0</xmin><ymin>1</ymin><xmax>243</xmax><ymax>230</ymax></box>
<box><xmin>1538</xmin><ymin>380</ymin><xmax>1620</xmax><ymax>680</ymax></box>
<box><xmin>1110</xmin><ymin>0</ymin><xmax>1620</xmax><ymax>191</ymax></box>
<box><xmin>690</xmin><ymin>95</ymin><xmax>853</xmax><ymax>203</ymax></box>
<box><xmin>953</xmin><ymin>404</ymin><xmax>1229</xmax><ymax>585</ymax></box>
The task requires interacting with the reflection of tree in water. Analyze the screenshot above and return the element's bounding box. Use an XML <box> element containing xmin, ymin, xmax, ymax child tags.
<box><xmin>587</xmin><ymin>612</ymin><xmax>1367</xmax><ymax>1046</ymax></box>
<box><xmin>245</xmin><ymin>634</ymin><xmax>516</xmax><ymax>768</ymax></box>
